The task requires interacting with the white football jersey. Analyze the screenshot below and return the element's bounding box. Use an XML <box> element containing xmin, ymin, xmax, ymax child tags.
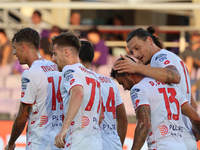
<box><xmin>20</xmin><ymin>59</ymin><xmax>64</xmax><ymax>150</ymax></box>
<box><xmin>60</xmin><ymin>63</ymin><xmax>102</xmax><ymax>150</ymax></box>
<box><xmin>151</xmin><ymin>49</ymin><xmax>197</xmax><ymax>149</ymax></box>
<box><xmin>131</xmin><ymin>77</ymin><xmax>188</xmax><ymax>150</ymax></box>
<box><xmin>95</xmin><ymin>73</ymin><xmax>123</xmax><ymax>150</ymax></box>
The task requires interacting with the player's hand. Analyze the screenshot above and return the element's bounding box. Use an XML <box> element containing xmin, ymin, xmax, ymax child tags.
<box><xmin>5</xmin><ymin>143</ymin><xmax>15</xmax><ymax>150</ymax></box>
<box><xmin>54</xmin><ymin>130</ymin><xmax>66</xmax><ymax>148</ymax></box>
<box><xmin>113</xmin><ymin>54</ymin><xmax>138</xmax><ymax>74</ymax></box>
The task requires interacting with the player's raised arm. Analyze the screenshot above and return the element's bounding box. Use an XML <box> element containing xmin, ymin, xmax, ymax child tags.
<box><xmin>113</xmin><ymin>55</ymin><xmax>181</xmax><ymax>84</ymax></box>
<box><xmin>6</xmin><ymin>103</ymin><xmax>32</xmax><ymax>150</ymax></box>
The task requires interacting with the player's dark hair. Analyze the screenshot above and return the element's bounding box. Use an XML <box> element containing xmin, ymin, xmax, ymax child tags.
<box><xmin>0</xmin><ymin>29</ymin><xmax>6</xmax><ymax>36</ymax></box>
<box><xmin>110</xmin><ymin>55</ymin><xmax>136</xmax><ymax>79</ymax></box>
<box><xmin>50</xmin><ymin>31</ymin><xmax>81</xmax><ymax>53</ymax></box>
<box><xmin>126</xmin><ymin>26</ymin><xmax>164</xmax><ymax>49</ymax></box>
<box><xmin>12</xmin><ymin>27</ymin><xmax>40</xmax><ymax>50</ymax></box>
<box><xmin>87</xmin><ymin>28</ymin><xmax>100</xmax><ymax>36</ymax></box>
<box><xmin>33</xmin><ymin>10</ymin><xmax>42</xmax><ymax>17</ymax></box>
<box><xmin>79</xmin><ymin>40</ymin><xmax>94</xmax><ymax>63</ymax></box>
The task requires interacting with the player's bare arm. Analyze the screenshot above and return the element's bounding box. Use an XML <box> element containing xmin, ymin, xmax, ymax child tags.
<box><xmin>181</xmin><ymin>102</ymin><xmax>200</xmax><ymax>134</ymax></box>
<box><xmin>132</xmin><ymin>105</ymin><xmax>151</xmax><ymax>150</ymax></box>
<box><xmin>55</xmin><ymin>85</ymin><xmax>83</xmax><ymax>148</ymax></box>
<box><xmin>113</xmin><ymin>55</ymin><xmax>180</xmax><ymax>84</ymax></box>
<box><xmin>191</xmin><ymin>94</ymin><xmax>198</xmax><ymax>111</ymax></box>
<box><xmin>6</xmin><ymin>103</ymin><xmax>31</xmax><ymax>150</ymax></box>
<box><xmin>116</xmin><ymin>104</ymin><xmax>128</xmax><ymax>146</ymax></box>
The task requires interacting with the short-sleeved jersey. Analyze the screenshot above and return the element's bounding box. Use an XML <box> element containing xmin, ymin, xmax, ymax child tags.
<box><xmin>151</xmin><ymin>49</ymin><xmax>196</xmax><ymax>148</ymax></box>
<box><xmin>95</xmin><ymin>73</ymin><xmax>123</xmax><ymax>150</ymax></box>
<box><xmin>131</xmin><ymin>77</ymin><xmax>188</xmax><ymax>150</ymax></box>
<box><xmin>20</xmin><ymin>59</ymin><xmax>63</xmax><ymax>150</ymax></box>
<box><xmin>60</xmin><ymin>63</ymin><xmax>102</xmax><ymax>150</ymax></box>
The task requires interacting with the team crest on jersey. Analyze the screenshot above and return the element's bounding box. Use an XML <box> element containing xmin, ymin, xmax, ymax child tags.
<box><xmin>130</xmin><ymin>88</ymin><xmax>140</xmax><ymax>100</ymax></box>
<box><xmin>155</xmin><ymin>54</ymin><xmax>167</xmax><ymax>62</ymax></box>
<box><xmin>21</xmin><ymin>78</ymin><xmax>30</xmax><ymax>89</ymax></box>
<box><xmin>64</xmin><ymin>69</ymin><xmax>75</xmax><ymax>78</ymax></box>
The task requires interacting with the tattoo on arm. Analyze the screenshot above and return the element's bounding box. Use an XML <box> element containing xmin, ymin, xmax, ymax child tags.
<box><xmin>166</xmin><ymin>65</ymin><xmax>180</xmax><ymax>83</ymax></box>
<box><xmin>132</xmin><ymin>105</ymin><xmax>151</xmax><ymax>150</ymax></box>
<box><xmin>8</xmin><ymin>103</ymin><xmax>32</xmax><ymax>146</ymax></box>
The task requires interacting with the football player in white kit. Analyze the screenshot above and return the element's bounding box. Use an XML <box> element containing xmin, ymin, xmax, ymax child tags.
<box><xmin>5</xmin><ymin>28</ymin><xmax>64</xmax><ymax>150</ymax></box>
<box><xmin>111</xmin><ymin>57</ymin><xmax>200</xmax><ymax>150</ymax></box>
<box><xmin>113</xmin><ymin>26</ymin><xmax>198</xmax><ymax>150</ymax></box>
<box><xmin>51</xmin><ymin>32</ymin><xmax>102</xmax><ymax>150</ymax></box>
<box><xmin>79</xmin><ymin>40</ymin><xmax>128</xmax><ymax>150</ymax></box>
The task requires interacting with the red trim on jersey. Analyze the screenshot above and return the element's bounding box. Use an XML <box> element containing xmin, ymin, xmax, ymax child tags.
<box><xmin>164</xmin><ymin>64</ymin><xmax>174</xmax><ymax>68</ymax></box>
<box><xmin>181</xmin><ymin>101</ymin><xmax>189</xmax><ymax>107</ymax></box>
<box><xmin>20</xmin><ymin>101</ymin><xmax>34</xmax><ymax>105</ymax></box>
<box><xmin>135</xmin><ymin>104</ymin><xmax>150</xmax><ymax>111</ymax></box>
<box><xmin>116</xmin><ymin>102</ymin><xmax>123</xmax><ymax>107</ymax></box>
<box><xmin>68</xmin><ymin>84</ymin><xmax>83</xmax><ymax>94</ymax></box>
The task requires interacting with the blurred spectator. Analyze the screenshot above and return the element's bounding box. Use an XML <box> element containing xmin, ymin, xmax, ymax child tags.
<box><xmin>170</xmin><ymin>39</ymin><xmax>180</xmax><ymax>55</ymax></box>
<box><xmin>0</xmin><ymin>29</ymin><xmax>13</xmax><ymax>66</ymax></box>
<box><xmin>31</xmin><ymin>10</ymin><xmax>51</xmax><ymax>34</ymax></box>
<box><xmin>70</xmin><ymin>11</ymin><xmax>87</xmax><ymax>38</ymax></box>
<box><xmin>106</xmin><ymin>15</ymin><xmax>127</xmax><ymax>41</ymax></box>
<box><xmin>87</xmin><ymin>28</ymin><xmax>109</xmax><ymax>70</ymax></box>
<box><xmin>40</xmin><ymin>26</ymin><xmax>62</xmax><ymax>60</ymax></box>
<box><xmin>70</xmin><ymin>11</ymin><xmax>81</xmax><ymax>25</ymax></box>
<box><xmin>179</xmin><ymin>32</ymin><xmax>200</xmax><ymax>79</ymax></box>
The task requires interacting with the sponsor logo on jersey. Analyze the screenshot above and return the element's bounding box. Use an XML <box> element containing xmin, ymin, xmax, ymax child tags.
<box><xmin>21</xmin><ymin>78</ymin><xmax>30</xmax><ymax>89</ymax></box>
<box><xmin>158</xmin><ymin>125</ymin><xmax>168</xmax><ymax>137</ymax></box>
<box><xmin>39</xmin><ymin>116</ymin><xmax>48</xmax><ymax>127</ymax></box>
<box><xmin>70</xmin><ymin>79</ymin><xmax>75</xmax><ymax>85</ymax></box>
<box><xmin>65</xmin><ymin>74</ymin><xmax>73</xmax><ymax>81</ymax></box>
<box><xmin>155</xmin><ymin>54</ymin><xmax>167</xmax><ymax>62</ymax></box>
<box><xmin>81</xmin><ymin>116</ymin><xmax>90</xmax><ymax>128</ymax></box>
<box><xmin>169</xmin><ymin>125</ymin><xmax>183</xmax><ymax>132</ymax></box>
<box><xmin>130</xmin><ymin>88</ymin><xmax>140</xmax><ymax>100</ymax></box>
<box><xmin>64</xmin><ymin>69</ymin><xmax>75</xmax><ymax>78</ymax></box>
<box><xmin>164</xmin><ymin>60</ymin><xmax>170</xmax><ymax>65</ymax></box>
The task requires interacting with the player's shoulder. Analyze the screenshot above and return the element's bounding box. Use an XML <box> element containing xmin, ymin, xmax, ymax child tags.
<box><xmin>131</xmin><ymin>77</ymin><xmax>153</xmax><ymax>94</ymax></box>
<box><xmin>153</xmin><ymin>49</ymin><xmax>180</xmax><ymax>61</ymax></box>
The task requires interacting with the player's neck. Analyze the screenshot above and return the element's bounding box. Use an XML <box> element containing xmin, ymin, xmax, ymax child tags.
<box><xmin>82</xmin><ymin>62</ymin><xmax>92</xmax><ymax>70</ymax></box>
<box><xmin>27</xmin><ymin>50</ymin><xmax>40</xmax><ymax>67</ymax></box>
<box><xmin>66</xmin><ymin>57</ymin><xmax>80</xmax><ymax>66</ymax></box>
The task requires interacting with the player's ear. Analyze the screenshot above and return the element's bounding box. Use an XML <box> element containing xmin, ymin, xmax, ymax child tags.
<box><xmin>147</xmin><ymin>36</ymin><xmax>153</xmax><ymax>45</ymax></box>
<box><xmin>64</xmin><ymin>48</ymin><xmax>68</xmax><ymax>56</ymax></box>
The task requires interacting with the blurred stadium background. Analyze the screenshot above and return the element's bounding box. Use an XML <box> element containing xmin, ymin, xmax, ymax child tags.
<box><xmin>1</xmin><ymin>0</ymin><xmax>200</xmax><ymax>149</ymax></box>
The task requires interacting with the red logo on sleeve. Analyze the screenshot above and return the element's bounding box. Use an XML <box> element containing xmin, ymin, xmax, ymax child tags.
<box><xmin>135</xmin><ymin>100</ymin><xmax>140</xmax><ymax>107</ymax></box>
<box><xmin>21</xmin><ymin>92</ymin><xmax>25</xmax><ymax>98</ymax></box>
<box><xmin>164</xmin><ymin>60</ymin><xmax>170</xmax><ymax>65</ymax></box>
<box><xmin>70</xmin><ymin>79</ymin><xmax>75</xmax><ymax>85</ymax></box>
